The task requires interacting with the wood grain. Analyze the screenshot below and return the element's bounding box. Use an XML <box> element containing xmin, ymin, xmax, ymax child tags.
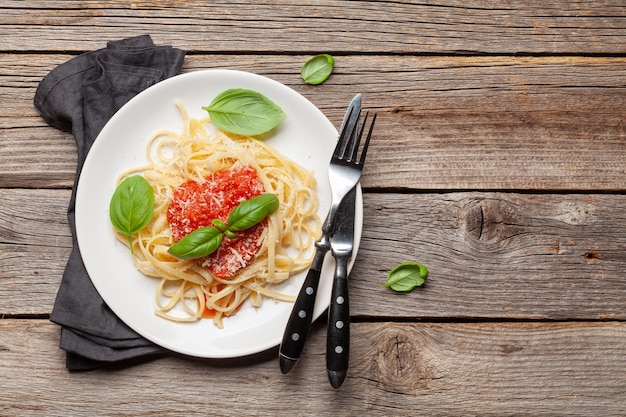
<box><xmin>0</xmin><ymin>319</ymin><xmax>624</xmax><ymax>416</ymax></box>
<box><xmin>3</xmin><ymin>189</ymin><xmax>626</xmax><ymax>320</ymax></box>
<box><xmin>1</xmin><ymin>1</ymin><xmax>625</xmax><ymax>414</ymax></box>
<box><xmin>1</xmin><ymin>1</ymin><xmax>625</xmax><ymax>54</ymax></box>
<box><xmin>355</xmin><ymin>192</ymin><xmax>626</xmax><ymax>320</ymax></box>
<box><xmin>2</xmin><ymin>54</ymin><xmax>625</xmax><ymax>189</ymax></box>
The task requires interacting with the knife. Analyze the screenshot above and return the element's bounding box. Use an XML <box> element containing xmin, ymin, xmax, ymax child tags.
<box><xmin>279</xmin><ymin>94</ymin><xmax>361</xmax><ymax>374</ymax></box>
<box><xmin>326</xmin><ymin>185</ymin><xmax>356</xmax><ymax>388</ymax></box>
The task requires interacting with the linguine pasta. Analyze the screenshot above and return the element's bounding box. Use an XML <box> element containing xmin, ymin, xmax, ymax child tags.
<box><xmin>114</xmin><ymin>101</ymin><xmax>320</xmax><ymax>328</ymax></box>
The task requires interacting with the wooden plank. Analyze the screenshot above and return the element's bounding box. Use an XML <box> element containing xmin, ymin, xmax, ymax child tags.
<box><xmin>355</xmin><ymin>192</ymin><xmax>626</xmax><ymax>320</ymax></box>
<box><xmin>0</xmin><ymin>53</ymin><xmax>78</xmax><ymax>188</ymax></box>
<box><xmin>0</xmin><ymin>188</ymin><xmax>71</xmax><ymax>314</ymax></box>
<box><xmin>2</xmin><ymin>189</ymin><xmax>626</xmax><ymax>320</ymax></box>
<box><xmin>1</xmin><ymin>1</ymin><xmax>625</xmax><ymax>54</ymax></box>
<box><xmin>2</xmin><ymin>54</ymin><xmax>626</xmax><ymax>190</ymax></box>
<box><xmin>0</xmin><ymin>319</ymin><xmax>624</xmax><ymax>416</ymax></box>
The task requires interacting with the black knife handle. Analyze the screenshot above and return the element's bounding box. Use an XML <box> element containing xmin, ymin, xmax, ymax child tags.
<box><xmin>326</xmin><ymin>256</ymin><xmax>350</xmax><ymax>388</ymax></box>
<box><xmin>279</xmin><ymin>251</ymin><xmax>325</xmax><ymax>374</ymax></box>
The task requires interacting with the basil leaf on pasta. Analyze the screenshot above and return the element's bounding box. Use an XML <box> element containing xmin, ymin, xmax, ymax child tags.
<box><xmin>109</xmin><ymin>175</ymin><xmax>154</xmax><ymax>245</ymax></box>
<box><xmin>168</xmin><ymin>194</ymin><xmax>278</xmax><ymax>261</ymax></box>
<box><xmin>202</xmin><ymin>89</ymin><xmax>285</xmax><ymax>136</ymax></box>
<box><xmin>168</xmin><ymin>226</ymin><xmax>224</xmax><ymax>260</ymax></box>
<box><xmin>228</xmin><ymin>193</ymin><xmax>279</xmax><ymax>232</ymax></box>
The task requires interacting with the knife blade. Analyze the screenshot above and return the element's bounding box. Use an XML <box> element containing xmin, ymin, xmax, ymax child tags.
<box><xmin>326</xmin><ymin>185</ymin><xmax>356</xmax><ymax>388</ymax></box>
<box><xmin>279</xmin><ymin>94</ymin><xmax>361</xmax><ymax>374</ymax></box>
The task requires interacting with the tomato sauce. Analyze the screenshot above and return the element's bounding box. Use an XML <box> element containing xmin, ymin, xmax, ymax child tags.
<box><xmin>167</xmin><ymin>165</ymin><xmax>266</xmax><ymax>279</ymax></box>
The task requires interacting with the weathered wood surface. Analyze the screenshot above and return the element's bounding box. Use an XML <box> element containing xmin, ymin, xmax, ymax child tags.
<box><xmin>1</xmin><ymin>0</ymin><xmax>626</xmax><ymax>415</ymax></box>
<box><xmin>3</xmin><ymin>189</ymin><xmax>626</xmax><ymax>320</ymax></box>
<box><xmin>2</xmin><ymin>54</ymin><xmax>626</xmax><ymax>190</ymax></box>
<box><xmin>1</xmin><ymin>320</ymin><xmax>625</xmax><ymax>417</ymax></box>
<box><xmin>1</xmin><ymin>1</ymin><xmax>625</xmax><ymax>54</ymax></box>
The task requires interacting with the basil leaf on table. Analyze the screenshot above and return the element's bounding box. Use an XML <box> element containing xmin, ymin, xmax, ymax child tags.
<box><xmin>383</xmin><ymin>262</ymin><xmax>429</xmax><ymax>292</ymax></box>
<box><xmin>301</xmin><ymin>54</ymin><xmax>334</xmax><ymax>85</ymax></box>
<box><xmin>228</xmin><ymin>193</ymin><xmax>279</xmax><ymax>232</ymax></box>
<box><xmin>168</xmin><ymin>226</ymin><xmax>224</xmax><ymax>260</ymax></box>
<box><xmin>202</xmin><ymin>89</ymin><xmax>285</xmax><ymax>136</ymax></box>
<box><xmin>109</xmin><ymin>175</ymin><xmax>154</xmax><ymax>246</ymax></box>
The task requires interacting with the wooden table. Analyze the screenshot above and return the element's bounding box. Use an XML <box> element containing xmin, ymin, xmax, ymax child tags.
<box><xmin>2</xmin><ymin>1</ymin><xmax>625</xmax><ymax>415</ymax></box>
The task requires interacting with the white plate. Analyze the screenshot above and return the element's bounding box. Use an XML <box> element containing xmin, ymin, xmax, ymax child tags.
<box><xmin>75</xmin><ymin>69</ymin><xmax>363</xmax><ymax>358</ymax></box>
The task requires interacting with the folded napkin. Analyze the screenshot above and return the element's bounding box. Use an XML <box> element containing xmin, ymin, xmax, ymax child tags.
<box><xmin>34</xmin><ymin>35</ymin><xmax>185</xmax><ymax>370</ymax></box>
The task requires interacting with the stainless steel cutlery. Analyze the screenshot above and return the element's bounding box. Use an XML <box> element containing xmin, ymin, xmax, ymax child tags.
<box><xmin>279</xmin><ymin>93</ymin><xmax>376</xmax><ymax>388</ymax></box>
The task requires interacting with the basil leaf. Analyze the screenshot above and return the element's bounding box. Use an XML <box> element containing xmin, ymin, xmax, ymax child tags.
<box><xmin>109</xmin><ymin>175</ymin><xmax>154</xmax><ymax>240</ymax></box>
<box><xmin>228</xmin><ymin>193</ymin><xmax>279</xmax><ymax>232</ymax></box>
<box><xmin>212</xmin><ymin>219</ymin><xmax>228</xmax><ymax>232</ymax></box>
<box><xmin>224</xmin><ymin>229</ymin><xmax>238</xmax><ymax>239</ymax></box>
<box><xmin>167</xmin><ymin>194</ymin><xmax>278</xmax><ymax>261</ymax></box>
<box><xmin>383</xmin><ymin>262</ymin><xmax>428</xmax><ymax>292</ymax></box>
<box><xmin>301</xmin><ymin>54</ymin><xmax>334</xmax><ymax>85</ymax></box>
<box><xmin>168</xmin><ymin>226</ymin><xmax>223</xmax><ymax>260</ymax></box>
<box><xmin>202</xmin><ymin>89</ymin><xmax>285</xmax><ymax>136</ymax></box>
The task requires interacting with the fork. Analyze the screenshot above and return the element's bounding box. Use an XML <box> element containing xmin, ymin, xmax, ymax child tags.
<box><xmin>326</xmin><ymin>111</ymin><xmax>376</xmax><ymax>388</ymax></box>
<box><xmin>279</xmin><ymin>94</ymin><xmax>375</xmax><ymax>374</ymax></box>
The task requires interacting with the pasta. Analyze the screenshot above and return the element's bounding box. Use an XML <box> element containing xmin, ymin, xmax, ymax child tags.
<box><xmin>114</xmin><ymin>101</ymin><xmax>320</xmax><ymax>328</ymax></box>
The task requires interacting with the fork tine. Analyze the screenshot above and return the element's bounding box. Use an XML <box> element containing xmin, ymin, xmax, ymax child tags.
<box><xmin>358</xmin><ymin>112</ymin><xmax>376</xmax><ymax>165</ymax></box>
<box><xmin>347</xmin><ymin>111</ymin><xmax>366</xmax><ymax>162</ymax></box>
<box><xmin>333</xmin><ymin>106</ymin><xmax>356</xmax><ymax>159</ymax></box>
<box><xmin>341</xmin><ymin>108</ymin><xmax>361</xmax><ymax>160</ymax></box>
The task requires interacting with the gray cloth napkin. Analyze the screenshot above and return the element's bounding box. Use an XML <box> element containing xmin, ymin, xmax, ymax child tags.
<box><xmin>34</xmin><ymin>35</ymin><xmax>185</xmax><ymax>370</ymax></box>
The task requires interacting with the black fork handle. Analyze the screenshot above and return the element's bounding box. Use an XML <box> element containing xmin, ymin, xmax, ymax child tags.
<box><xmin>326</xmin><ymin>254</ymin><xmax>350</xmax><ymax>388</ymax></box>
